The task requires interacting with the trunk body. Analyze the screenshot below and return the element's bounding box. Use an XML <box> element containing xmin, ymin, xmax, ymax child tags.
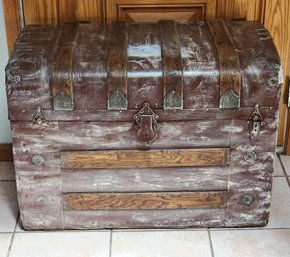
<box><xmin>6</xmin><ymin>20</ymin><xmax>281</xmax><ymax>230</ymax></box>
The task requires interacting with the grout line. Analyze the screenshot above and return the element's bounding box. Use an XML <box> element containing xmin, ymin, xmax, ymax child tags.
<box><xmin>277</xmin><ymin>154</ymin><xmax>290</xmax><ymax>188</ymax></box>
<box><xmin>208</xmin><ymin>229</ymin><xmax>215</xmax><ymax>257</ymax></box>
<box><xmin>109</xmin><ymin>229</ymin><xmax>113</xmax><ymax>257</ymax></box>
<box><xmin>6</xmin><ymin>212</ymin><xmax>19</xmax><ymax>257</ymax></box>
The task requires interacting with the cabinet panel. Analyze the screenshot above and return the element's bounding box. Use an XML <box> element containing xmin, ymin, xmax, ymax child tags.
<box><xmin>118</xmin><ymin>5</ymin><xmax>205</xmax><ymax>23</ymax></box>
<box><xmin>23</xmin><ymin>0</ymin><xmax>58</xmax><ymax>24</ymax></box>
<box><xmin>58</xmin><ymin>0</ymin><xmax>106</xmax><ymax>24</ymax></box>
<box><xmin>106</xmin><ymin>0</ymin><xmax>217</xmax><ymax>23</ymax></box>
<box><xmin>264</xmin><ymin>0</ymin><xmax>290</xmax><ymax>147</ymax></box>
<box><xmin>217</xmin><ymin>0</ymin><xmax>247</xmax><ymax>20</ymax></box>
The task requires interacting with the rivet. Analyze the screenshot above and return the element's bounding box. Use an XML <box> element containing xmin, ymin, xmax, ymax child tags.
<box><xmin>31</xmin><ymin>154</ymin><xmax>45</xmax><ymax>167</ymax></box>
<box><xmin>241</xmin><ymin>194</ymin><xmax>255</xmax><ymax>206</ymax></box>
<box><xmin>35</xmin><ymin>195</ymin><xmax>48</xmax><ymax>207</ymax></box>
<box><xmin>244</xmin><ymin>151</ymin><xmax>257</xmax><ymax>162</ymax></box>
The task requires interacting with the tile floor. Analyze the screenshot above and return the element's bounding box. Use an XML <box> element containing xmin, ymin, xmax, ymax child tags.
<box><xmin>0</xmin><ymin>155</ymin><xmax>290</xmax><ymax>257</ymax></box>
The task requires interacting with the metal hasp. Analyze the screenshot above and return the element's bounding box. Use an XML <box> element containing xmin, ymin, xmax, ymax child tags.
<box><xmin>248</xmin><ymin>104</ymin><xmax>265</xmax><ymax>137</ymax></box>
<box><xmin>32</xmin><ymin>106</ymin><xmax>46</xmax><ymax>125</ymax></box>
<box><xmin>133</xmin><ymin>102</ymin><xmax>159</xmax><ymax>146</ymax></box>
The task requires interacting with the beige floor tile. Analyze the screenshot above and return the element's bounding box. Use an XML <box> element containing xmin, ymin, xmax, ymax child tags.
<box><xmin>273</xmin><ymin>155</ymin><xmax>284</xmax><ymax>176</ymax></box>
<box><xmin>0</xmin><ymin>162</ymin><xmax>15</xmax><ymax>181</ymax></box>
<box><xmin>0</xmin><ymin>233</ymin><xmax>12</xmax><ymax>257</ymax></box>
<box><xmin>211</xmin><ymin>229</ymin><xmax>290</xmax><ymax>257</ymax></box>
<box><xmin>266</xmin><ymin>177</ymin><xmax>290</xmax><ymax>228</ymax></box>
<box><xmin>0</xmin><ymin>182</ymin><xmax>18</xmax><ymax>232</ymax></box>
<box><xmin>111</xmin><ymin>231</ymin><xmax>212</xmax><ymax>257</ymax></box>
<box><xmin>280</xmin><ymin>155</ymin><xmax>290</xmax><ymax>176</ymax></box>
<box><xmin>9</xmin><ymin>232</ymin><xmax>111</xmax><ymax>257</ymax></box>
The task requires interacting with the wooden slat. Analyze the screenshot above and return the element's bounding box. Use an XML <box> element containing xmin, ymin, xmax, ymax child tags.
<box><xmin>52</xmin><ymin>23</ymin><xmax>79</xmax><ymax>110</ymax></box>
<box><xmin>159</xmin><ymin>20</ymin><xmax>183</xmax><ymax>109</ymax></box>
<box><xmin>0</xmin><ymin>144</ymin><xmax>13</xmax><ymax>161</ymax></box>
<box><xmin>63</xmin><ymin>208</ymin><xmax>225</xmax><ymax>229</ymax></box>
<box><xmin>107</xmin><ymin>22</ymin><xmax>128</xmax><ymax>109</ymax></box>
<box><xmin>207</xmin><ymin>20</ymin><xmax>241</xmax><ymax>108</ymax></box>
<box><xmin>63</xmin><ymin>191</ymin><xmax>228</xmax><ymax>210</ymax></box>
<box><xmin>62</xmin><ymin>167</ymin><xmax>228</xmax><ymax>193</ymax></box>
<box><xmin>61</xmin><ymin>148</ymin><xmax>229</xmax><ymax>169</ymax></box>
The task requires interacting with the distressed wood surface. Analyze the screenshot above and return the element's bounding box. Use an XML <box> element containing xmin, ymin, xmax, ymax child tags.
<box><xmin>64</xmin><ymin>208</ymin><xmax>225</xmax><ymax>229</ymax></box>
<box><xmin>51</xmin><ymin>24</ymin><xmax>78</xmax><ymax>109</ymax></box>
<box><xmin>63</xmin><ymin>191</ymin><xmax>227</xmax><ymax>210</ymax></box>
<box><xmin>62</xmin><ymin>167</ymin><xmax>229</xmax><ymax>193</ymax></box>
<box><xmin>159</xmin><ymin>20</ymin><xmax>183</xmax><ymax>105</ymax></box>
<box><xmin>207</xmin><ymin>20</ymin><xmax>241</xmax><ymax>106</ymax></box>
<box><xmin>11</xmin><ymin>116</ymin><xmax>279</xmax><ymax>229</ymax></box>
<box><xmin>107</xmin><ymin>22</ymin><xmax>128</xmax><ymax>105</ymax></box>
<box><xmin>61</xmin><ymin>148</ymin><xmax>229</xmax><ymax>169</ymax></box>
<box><xmin>8</xmin><ymin>107</ymin><xmax>278</xmax><ymax>122</ymax></box>
<box><xmin>6</xmin><ymin>22</ymin><xmax>281</xmax><ymax>113</ymax></box>
<box><xmin>7</xmin><ymin>20</ymin><xmax>281</xmax><ymax>230</ymax></box>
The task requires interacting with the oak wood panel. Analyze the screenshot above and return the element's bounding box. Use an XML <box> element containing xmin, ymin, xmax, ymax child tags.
<box><xmin>264</xmin><ymin>0</ymin><xmax>290</xmax><ymax>147</ymax></box>
<box><xmin>246</xmin><ymin>0</ymin><xmax>266</xmax><ymax>21</ymax></box>
<box><xmin>61</xmin><ymin>148</ymin><xmax>230</xmax><ymax>169</ymax></box>
<box><xmin>106</xmin><ymin>0</ymin><xmax>217</xmax><ymax>23</ymax></box>
<box><xmin>58</xmin><ymin>0</ymin><xmax>106</xmax><ymax>24</ymax></box>
<box><xmin>63</xmin><ymin>191</ymin><xmax>228</xmax><ymax>210</ymax></box>
<box><xmin>118</xmin><ymin>5</ymin><xmax>205</xmax><ymax>23</ymax></box>
<box><xmin>217</xmin><ymin>0</ymin><xmax>247</xmax><ymax>20</ymax></box>
<box><xmin>0</xmin><ymin>144</ymin><xmax>13</xmax><ymax>161</ymax></box>
<box><xmin>23</xmin><ymin>0</ymin><xmax>58</xmax><ymax>24</ymax></box>
<box><xmin>2</xmin><ymin>0</ymin><xmax>22</xmax><ymax>54</ymax></box>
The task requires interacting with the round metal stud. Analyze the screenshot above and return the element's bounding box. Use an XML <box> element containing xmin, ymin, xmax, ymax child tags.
<box><xmin>35</xmin><ymin>195</ymin><xmax>48</xmax><ymax>207</ymax></box>
<box><xmin>241</xmin><ymin>194</ymin><xmax>255</xmax><ymax>206</ymax></box>
<box><xmin>244</xmin><ymin>151</ymin><xmax>257</xmax><ymax>162</ymax></box>
<box><xmin>31</xmin><ymin>154</ymin><xmax>45</xmax><ymax>167</ymax></box>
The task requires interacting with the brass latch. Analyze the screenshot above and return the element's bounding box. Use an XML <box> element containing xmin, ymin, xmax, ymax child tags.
<box><xmin>133</xmin><ymin>102</ymin><xmax>159</xmax><ymax>146</ymax></box>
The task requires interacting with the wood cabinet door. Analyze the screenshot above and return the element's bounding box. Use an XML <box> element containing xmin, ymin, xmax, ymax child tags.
<box><xmin>106</xmin><ymin>0</ymin><xmax>217</xmax><ymax>23</ymax></box>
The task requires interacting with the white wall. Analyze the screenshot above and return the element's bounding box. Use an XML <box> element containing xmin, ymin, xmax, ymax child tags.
<box><xmin>0</xmin><ymin>0</ymin><xmax>12</xmax><ymax>143</ymax></box>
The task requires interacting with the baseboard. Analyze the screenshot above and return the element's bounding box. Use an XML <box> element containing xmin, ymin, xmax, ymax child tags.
<box><xmin>0</xmin><ymin>144</ymin><xmax>13</xmax><ymax>161</ymax></box>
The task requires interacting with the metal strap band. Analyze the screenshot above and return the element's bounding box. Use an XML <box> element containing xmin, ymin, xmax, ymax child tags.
<box><xmin>107</xmin><ymin>22</ymin><xmax>128</xmax><ymax>110</ymax></box>
<box><xmin>207</xmin><ymin>20</ymin><xmax>241</xmax><ymax>109</ymax></box>
<box><xmin>159</xmin><ymin>20</ymin><xmax>183</xmax><ymax>109</ymax></box>
<box><xmin>52</xmin><ymin>23</ymin><xmax>78</xmax><ymax>110</ymax></box>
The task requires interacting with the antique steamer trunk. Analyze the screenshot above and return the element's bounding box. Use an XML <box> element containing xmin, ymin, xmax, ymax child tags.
<box><xmin>6</xmin><ymin>20</ymin><xmax>281</xmax><ymax>230</ymax></box>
